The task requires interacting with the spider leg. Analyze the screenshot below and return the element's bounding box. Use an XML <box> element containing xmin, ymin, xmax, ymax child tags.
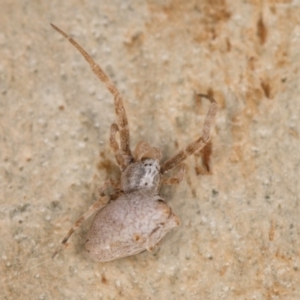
<box><xmin>161</xmin><ymin>163</ymin><xmax>186</xmax><ymax>185</ymax></box>
<box><xmin>98</xmin><ymin>177</ymin><xmax>121</xmax><ymax>196</ymax></box>
<box><xmin>98</xmin><ymin>178</ymin><xmax>121</xmax><ymax>200</ymax></box>
<box><xmin>110</xmin><ymin>123</ymin><xmax>126</xmax><ymax>170</ymax></box>
<box><xmin>52</xmin><ymin>195</ymin><xmax>110</xmax><ymax>258</ymax></box>
<box><xmin>160</xmin><ymin>94</ymin><xmax>218</xmax><ymax>174</ymax></box>
<box><xmin>51</xmin><ymin>24</ymin><xmax>133</xmax><ymax>166</ymax></box>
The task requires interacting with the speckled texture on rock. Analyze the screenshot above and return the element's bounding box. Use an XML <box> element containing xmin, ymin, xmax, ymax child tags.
<box><xmin>1</xmin><ymin>0</ymin><xmax>300</xmax><ymax>299</ymax></box>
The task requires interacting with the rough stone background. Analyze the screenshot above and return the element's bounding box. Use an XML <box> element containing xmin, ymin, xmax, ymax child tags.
<box><xmin>1</xmin><ymin>0</ymin><xmax>300</xmax><ymax>299</ymax></box>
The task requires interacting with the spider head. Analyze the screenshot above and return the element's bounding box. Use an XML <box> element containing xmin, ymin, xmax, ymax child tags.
<box><xmin>121</xmin><ymin>158</ymin><xmax>161</xmax><ymax>193</ymax></box>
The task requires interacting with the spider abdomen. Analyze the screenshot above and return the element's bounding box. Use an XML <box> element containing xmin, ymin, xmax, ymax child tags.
<box><xmin>85</xmin><ymin>190</ymin><xmax>179</xmax><ymax>262</ymax></box>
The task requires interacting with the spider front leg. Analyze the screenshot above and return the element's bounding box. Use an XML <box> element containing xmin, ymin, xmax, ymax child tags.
<box><xmin>51</xmin><ymin>24</ymin><xmax>133</xmax><ymax>167</ymax></box>
<box><xmin>160</xmin><ymin>94</ymin><xmax>218</xmax><ymax>174</ymax></box>
<box><xmin>110</xmin><ymin>123</ymin><xmax>126</xmax><ymax>170</ymax></box>
<box><xmin>161</xmin><ymin>163</ymin><xmax>186</xmax><ymax>185</ymax></box>
<box><xmin>52</xmin><ymin>195</ymin><xmax>110</xmax><ymax>258</ymax></box>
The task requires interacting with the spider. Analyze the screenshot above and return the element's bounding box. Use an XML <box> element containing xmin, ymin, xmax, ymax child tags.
<box><xmin>51</xmin><ymin>24</ymin><xmax>218</xmax><ymax>262</ymax></box>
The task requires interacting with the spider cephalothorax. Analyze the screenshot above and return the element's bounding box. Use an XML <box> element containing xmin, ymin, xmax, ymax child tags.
<box><xmin>51</xmin><ymin>24</ymin><xmax>218</xmax><ymax>262</ymax></box>
<box><xmin>121</xmin><ymin>158</ymin><xmax>161</xmax><ymax>193</ymax></box>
